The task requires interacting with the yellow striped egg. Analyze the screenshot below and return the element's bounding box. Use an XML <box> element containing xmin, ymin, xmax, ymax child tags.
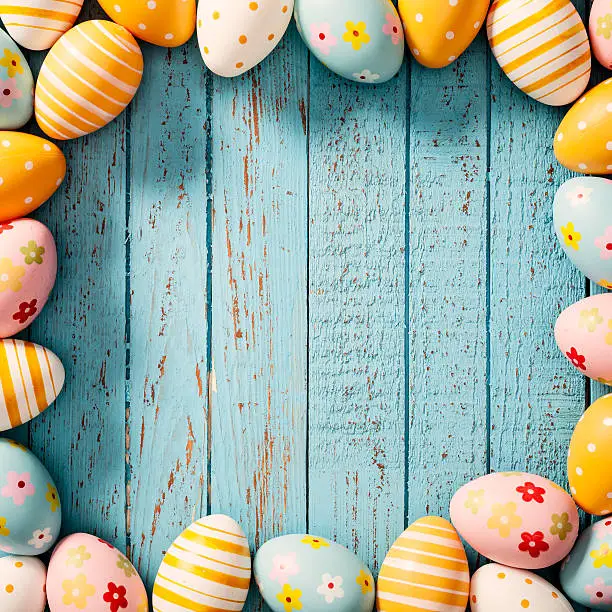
<box><xmin>35</xmin><ymin>20</ymin><xmax>143</xmax><ymax>141</ymax></box>
<box><xmin>487</xmin><ymin>0</ymin><xmax>591</xmax><ymax>106</ymax></box>
<box><xmin>0</xmin><ymin>339</ymin><xmax>65</xmax><ymax>432</ymax></box>
<box><xmin>0</xmin><ymin>0</ymin><xmax>84</xmax><ymax>51</ymax></box>
<box><xmin>376</xmin><ymin>516</ymin><xmax>470</xmax><ymax>612</ymax></box>
<box><xmin>153</xmin><ymin>514</ymin><xmax>251</xmax><ymax>612</ymax></box>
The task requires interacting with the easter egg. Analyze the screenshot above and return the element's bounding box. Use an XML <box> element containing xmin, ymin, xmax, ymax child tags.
<box><xmin>98</xmin><ymin>0</ymin><xmax>196</xmax><ymax>47</ymax></box>
<box><xmin>294</xmin><ymin>0</ymin><xmax>404</xmax><ymax>84</ymax></box>
<box><xmin>153</xmin><ymin>514</ymin><xmax>251</xmax><ymax>611</ymax></box>
<box><xmin>399</xmin><ymin>0</ymin><xmax>488</xmax><ymax>69</ymax></box>
<box><xmin>197</xmin><ymin>0</ymin><xmax>293</xmax><ymax>78</ymax></box>
<box><xmin>47</xmin><ymin>533</ymin><xmax>148</xmax><ymax>612</ymax></box>
<box><xmin>568</xmin><ymin>395</ymin><xmax>612</xmax><ymax>515</ymax></box>
<box><xmin>470</xmin><ymin>563</ymin><xmax>572</xmax><ymax>611</ymax></box>
<box><xmin>560</xmin><ymin>516</ymin><xmax>612</xmax><ymax>610</ymax></box>
<box><xmin>449</xmin><ymin>472</ymin><xmax>578</xmax><ymax>569</ymax></box>
<box><xmin>0</xmin><ymin>438</ymin><xmax>61</xmax><ymax>556</ymax></box>
<box><xmin>35</xmin><ymin>20</ymin><xmax>143</xmax><ymax>141</ymax></box>
<box><xmin>590</xmin><ymin>0</ymin><xmax>612</xmax><ymax>69</ymax></box>
<box><xmin>554</xmin><ymin>79</ymin><xmax>612</xmax><ymax>175</ymax></box>
<box><xmin>376</xmin><ymin>516</ymin><xmax>469</xmax><ymax>611</ymax></box>
<box><xmin>0</xmin><ymin>555</ymin><xmax>46</xmax><ymax>611</ymax></box>
<box><xmin>487</xmin><ymin>0</ymin><xmax>591</xmax><ymax>106</ymax></box>
<box><xmin>0</xmin><ymin>30</ymin><xmax>33</xmax><ymax>130</ymax></box>
<box><xmin>555</xmin><ymin>294</ymin><xmax>612</xmax><ymax>384</ymax></box>
<box><xmin>0</xmin><ymin>132</ymin><xmax>66</xmax><ymax>223</ymax></box>
<box><xmin>254</xmin><ymin>534</ymin><xmax>375</xmax><ymax>612</ymax></box>
<box><xmin>0</xmin><ymin>219</ymin><xmax>57</xmax><ymax>338</ymax></box>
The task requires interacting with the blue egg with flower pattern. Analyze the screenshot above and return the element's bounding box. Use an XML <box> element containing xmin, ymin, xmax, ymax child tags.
<box><xmin>0</xmin><ymin>438</ymin><xmax>61</xmax><ymax>556</ymax></box>
<box><xmin>294</xmin><ymin>0</ymin><xmax>404</xmax><ymax>84</ymax></box>
<box><xmin>0</xmin><ymin>30</ymin><xmax>33</xmax><ymax>130</ymax></box>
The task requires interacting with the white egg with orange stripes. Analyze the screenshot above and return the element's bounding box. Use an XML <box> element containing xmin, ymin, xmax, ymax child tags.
<box><xmin>487</xmin><ymin>0</ymin><xmax>591</xmax><ymax>106</ymax></box>
<box><xmin>35</xmin><ymin>19</ymin><xmax>143</xmax><ymax>141</ymax></box>
<box><xmin>153</xmin><ymin>514</ymin><xmax>251</xmax><ymax>612</ymax></box>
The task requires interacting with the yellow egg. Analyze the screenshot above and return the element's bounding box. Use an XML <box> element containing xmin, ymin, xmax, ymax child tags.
<box><xmin>35</xmin><ymin>20</ymin><xmax>143</xmax><ymax>141</ymax></box>
<box><xmin>0</xmin><ymin>132</ymin><xmax>66</xmax><ymax>223</ymax></box>
<box><xmin>98</xmin><ymin>0</ymin><xmax>196</xmax><ymax>48</ymax></box>
<box><xmin>399</xmin><ymin>0</ymin><xmax>489</xmax><ymax>69</ymax></box>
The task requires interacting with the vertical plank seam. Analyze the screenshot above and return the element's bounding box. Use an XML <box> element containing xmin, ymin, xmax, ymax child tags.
<box><xmin>305</xmin><ymin>50</ymin><xmax>311</xmax><ymax>535</ymax></box>
<box><xmin>486</xmin><ymin>36</ymin><xmax>493</xmax><ymax>480</ymax></box>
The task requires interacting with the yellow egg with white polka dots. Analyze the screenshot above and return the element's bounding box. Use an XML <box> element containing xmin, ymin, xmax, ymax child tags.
<box><xmin>98</xmin><ymin>0</ymin><xmax>196</xmax><ymax>47</ymax></box>
<box><xmin>0</xmin><ymin>555</ymin><xmax>47</xmax><ymax>612</ymax></box>
<box><xmin>399</xmin><ymin>0</ymin><xmax>489</xmax><ymax>68</ymax></box>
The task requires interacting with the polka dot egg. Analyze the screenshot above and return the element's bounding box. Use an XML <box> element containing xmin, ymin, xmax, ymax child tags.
<box><xmin>0</xmin><ymin>555</ymin><xmax>46</xmax><ymax>612</ymax></box>
<box><xmin>197</xmin><ymin>0</ymin><xmax>293</xmax><ymax>77</ymax></box>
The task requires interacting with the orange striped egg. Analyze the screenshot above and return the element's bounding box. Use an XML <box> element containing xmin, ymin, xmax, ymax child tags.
<box><xmin>0</xmin><ymin>0</ymin><xmax>84</xmax><ymax>51</ymax></box>
<box><xmin>35</xmin><ymin>20</ymin><xmax>143</xmax><ymax>141</ymax></box>
<box><xmin>377</xmin><ymin>516</ymin><xmax>470</xmax><ymax>612</ymax></box>
<box><xmin>0</xmin><ymin>339</ymin><xmax>65</xmax><ymax>432</ymax></box>
<box><xmin>487</xmin><ymin>0</ymin><xmax>591</xmax><ymax>106</ymax></box>
<box><xmin>153</xmin><ymin>514</ymin><xmax>251</xmax><ymax>611</ymax></box>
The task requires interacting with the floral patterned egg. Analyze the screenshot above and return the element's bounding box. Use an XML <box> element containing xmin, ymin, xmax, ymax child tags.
<box><xmin>254</xmin><ymin>534</ymin><xmax>375</xmax><ymax>611</ymax></box>
<box><xmin>0</xmin><ymin>131</ymin><xmax>66</xmax><ymax>223</ymax></box>
<box><xmin>294</xmin><ymin>0</ymin><xmax>404</xmax><ymax>84</ymax></box>
<box><xmin>0</xmin><ymin>30</ymin><xmax>33</xmax><ymax>130</ymax></box>
<box><xmin>591</xmin><ymin>0</ymin><xmax>612</xmax><ymax>69</ymax></box>
<box><xmin>399</xmin><ymin>0</ymin><xmax>488</xmax><ymax>69</ymax></box>
<box><xmin>555</xmin><ymin>294</ymin><xmax>612</xmax><ymax>384</ymax></box>
<box><xmin>555</xmin><ymin>79</ymin><xmax>612</xmax><ymax>175</ymax></box>
<box><xmin>0</xmin><ymin>555</ymin><xmax>47</xmax><ymax>611</ymax></box>
<box><xmin>0</xmin><ymin>437</ymin><xmax>61</xmax><ymax>556</ymax></box>
<box><xmin>560</xmin><ymin>516</ymin><xmax>612</xmax><ymax>610</ymax></box>
<box><xmin>554</xmin><ymin>177</ymin><xmax>612</xmax><ymax>289</ymax></box>
<box><xmin>197</xmin><ymin>0</ymin><xmax>293</xmax><ymax>77</ymax></box>
<box><xmin>449</xmin><ymin>472</ymin><xmax>579</xmax><ymax>569</ymax></box>
<box><xmin>47</xmin><ymin>533</ymin><xmax>148</xmax><ymax>611</ymax></box>
<box><xmin>0</xmin><ymin>218</ymin><xmax>57</xmax><ymax>338</ymax></box>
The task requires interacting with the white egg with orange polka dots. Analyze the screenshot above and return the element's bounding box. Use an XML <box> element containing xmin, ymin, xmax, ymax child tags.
<box><xmin>470</xmin><ymin>563</ymin><xmax>573</xmax><ymax>611</ymax></box>
<box><xmin>0</xmin><ymin>555</ymin><xmax>47</xmax><ymax>612</ymax></box>
<box><xmin>197</xmin><ymin>0</ymin><xmax>294</xmax><ymax>77</ymax></box>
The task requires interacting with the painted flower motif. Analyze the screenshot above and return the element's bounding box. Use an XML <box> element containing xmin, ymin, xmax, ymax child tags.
<box><xmin>66</xmin><ymin>545</ymin><xmax>91</xmax><ymax>568</ymax></box>
<box><xmin>309</xmin><ymin>23</ymin><xmax>338</xmax><ymax>55</ymax></box>
<box><xmin>0</xmin><ymin>77</ymin><xmax>22</xmax><ymax>109</ymax></box>
<box><xmin>566</xmin><ymin>347</ymin><xmax>587</xmax><ymax>370</ymax></box>
<box><xmin>565</xmin><ymin>184</ymin><xmax>594</xmax><ymax>206</ymax></box>
<box><xmin>580</xmin><ymin>308</ymin><xmax>604</xmax><ymax>332</ymax></box>
<box><xmin>356</xmin><ymin>569</ymin><xmax>373</xmax><ymax>594</ymax></box>
<box><xmin>117</xmin><ymin>554</ymin><xmax>136</xmax><ymax>577</ymax></box>
<box><xmin>20</xmin><ymin>240</ymin><xmax>45</xmax><ymax>265</ymax></box>
<box><xmin>591</xmin><ymin>543</ymin><xmax>612</xmax><ymax>568</ymax></box>
<box><xmin>593</xmin><ymin>518</ymin><xmax>612</xmax><ymax>540</ymax></box>
<box><xmin>382</xmin><ymin>12</ymin><xmax>402</xmax><ymax>44</ymax></box>
<box><xmin>487</xmin><ymin>502</ymin><xmax>522</xmax><ymax>538</ymax></box>
<box><xmin>1</xmin><ymin>471</ymin><xmax>35</xmax><ymax>505</ymax></box>
<box><xmin>98</xmin><ymin>538</ymin><xmax>114</xmax><ymax>549</ymax></box>
<box><xmin>0</xmin><ymin>517</ymin><xmax>10</xmax><ymax>537</ymax></box>
<box><xmin>46</xmin><ymin>483</ymin><xmax>60</xmax><ymax>512</ymax></box>
<box><xmin>29</xmin><ymin>527</ymin><xmax>53</xmax><ymax>549</ymax></box>
<box><xmin>595</xmin><ymin>229</ymin><xmax>612</xmax><ymax>262</ymax></box>
<box><xmin>0</xmin><ymin>49</ymin><xmax>23</xmax><ymax>78</ymax></box>
<box><xmin>0</xmin><ymin>258</ymin><xmax>25</xmax><ymax>293</ymax></box>
<box><xmin>0</xmin><ymin>223</ymin><xmax>14</xmax><ymax>235</ymax></box>
<box><xmin>276</xmin><ymin>584</ymin><xmax>303</xmax><ymax>612</ymax></box>
<box><xmin>516</xmin><ymin>481</ymin><xmax>546</xmax><ymax>503</ymax></box>
<box><xmin>464</xmin><ymin>489</ymin><xmax>485</xmax><ymax>514</ymax></box>
<box><xmin>600</xmin><ymin>279</ymin><xmax>612</xmax><ymax>290</ymax></box>
<box><xmin>317</xmin><ymin>573</ymin><xmax>344</xmax><ymax>603</ymax></box>
<box><xmin>549</xmin><ymin>512</ymin><xmax>573</xmax><ymax>541</ymax></box>
<box><xmin>301</xmin><ymin>535</ymin><xmax>329</xmax><ymax>549</ymax></box>
<box><xmin>518</xmin><ymin>531</ymin><xmax>550</xmax><ymax>558</ymax></box>
<box><xmin>561</xmin><ymin>222</ymin><xmax>582</xmax><ymax>250</ymax></box>
<box><xmin>352</xmin><ymin>69</ymin><xmax>380</xmax><ymax>83</ymax></box>
<box><xmin>12</xmin><ymin>299</ymin><xmax>38</xmax><ymax>324</ymax></box>
<box><xmin>585</xmin><ymin>577</ymin><xmax>612</xmax><ymax>605</ymax></box>
<box><xmin>103</xmin><ymin>582</ymin><xmax>129</xmax><ymax>612</ymax></box>
<box><xmin>597</xmin><ymin>13</ymin><xmax>612</xmax><ymax>38</ymax></box>
<box><xmin>62</xmin><ymin>574</ymin><xmax>96</xmax><ymax>609</ymax></box>
<box><xmin>137</xmin><ymin>594</ymin><xmax>148</xmax><ymax>612</ymax></box>
<box><xmin>269</xmin><ymin>552</ymin><xmax>299</xmax><ymax>583</ymax></box>
<box><xmin>343</xmin><ymin>21</ymin><xmax>370</xmax><ymax>51</ymax></box>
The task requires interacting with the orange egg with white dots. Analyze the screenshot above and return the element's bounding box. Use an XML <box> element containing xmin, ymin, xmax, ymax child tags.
<box><xmin>0</xmin><ymin>555</ymin><xmax>47</xmax><ymax>612</ymax></box>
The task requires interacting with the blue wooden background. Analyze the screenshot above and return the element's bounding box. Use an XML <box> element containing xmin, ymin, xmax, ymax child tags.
<box><xmin>4</xmin><ymin>1</ymin><xmax>608</xmax><ymax>609</ymax></box>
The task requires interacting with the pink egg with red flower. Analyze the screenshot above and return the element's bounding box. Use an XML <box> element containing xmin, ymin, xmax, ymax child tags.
<box><xmin>0</xmin><ymin>218</ymin><xmax>56</xmax><ymax>338</ymax></box>
<box><xmin>450</xmin><ymin>472</ymin><xmax>579</xmax><ymax>569</ymax></box>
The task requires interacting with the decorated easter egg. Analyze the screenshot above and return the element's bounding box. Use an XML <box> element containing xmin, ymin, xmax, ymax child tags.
<box><xmin>0</xmin><ymin>555</ymin><xmax>47</xmax><ymax>611</ymax></box>
<box><xmin>560</xmin><ymin>516</ymin><xmax>612</xmax><ymax>610</ymax></box>
<box><xmin>399</xmin><ymin>0</ymin><xmax>488</xmax><ymax>69</ymax></box>
<box><xmin>294</xmin><ymin>0</ymin><xmax>404</xmax><ymax>84</ymax></box>
<box><xmin>470</xmin><ymin>563</ymin><xmax>572</xmax><ymax>611</ymax></box>
<box><xmin>197</xmin><ymin>0</ymin><xmax>293</xmax><ymax>78</ymax></box>
<box><xmin>591</xmin><ymin>0</ymin><xmax>612</xmax><ymax>69</ymax></box>
<box><xmin>0</xmin><ymin>30</ymin><xmax>33</xmax><ymax>130</ymax></box>
<box><xmin>449</xmin><ymin>472</ymin><xmax>578</xmax><ymax>569</ymax></box>
<box><xmin>0</xmin><ymin>219</ymin><xmax>57</xmax><ymax>338</ymax></box>
<box><xmin>0</xmin><ymin>132</ymin><xmax>66</xmax><ymax>223</ymax></box>
<box><xmin>377</xmin><ymin>516</ymin><xmax>469</xmax><ymax>611</ymax></box>
<box><xmin>487</xmin><ymin>0</ymin><xmax>591</xmax><ymax>106</ymax></box>
<box><xmin>555</xmin><ymin>294</ymin><xmax>612</xmax><ymax>384</ymax></box>
<box><xmin>35</xmin><ymin>20</ymin><xmax>143</xmax><ymax>141</ymax></box>
<box><xmin>0</xmin><ymin>0</ymin><xmax>84</xmax><ymax>51</ymax></box>
<box><xmin>153</xmin><ymin>514</ymin><xmax>251</xmax><ymax>611</ymax></box>
<box><xmin>47</xmin><ymin>533</ymin><xmax>148</xmax><ymax>611</ymax></box>
<box><xmin>254</xmin><ymin>534</ymin><xmax>375</xmax><ymax>612</ymax></box>
<box><xmin>99</xmin><ymin>0</ymin><xmax>196</xmax><ymax>47</ymax></box>
<box><xmin>0</xmin><ymin>438</ymin><xmax>61</xmax><ymax>556</ymax></box>
<box><xmin>555</xmin><ymin>79</ymin><xmax>612</xmax><ymax>175</ymax></box>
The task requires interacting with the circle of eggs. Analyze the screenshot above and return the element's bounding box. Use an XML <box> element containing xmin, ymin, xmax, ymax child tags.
<box><xmin>0</xmin><ymin>30</ymin><xmax>34</xmax><ymax>130</ymax></box>
<box><xmin>590</xmin><ymin>0</ymin><xmax>612</xmax><ymax>70</ymax></box>
<box><xmin>0</xmin><ymin>438</ymin><xmax>61</xmax><ymax>556</ymax></box>
<box><xmin>0</xmin><ymin>555</ymin><xmax>46</xmax><ymax>612</ymax></box>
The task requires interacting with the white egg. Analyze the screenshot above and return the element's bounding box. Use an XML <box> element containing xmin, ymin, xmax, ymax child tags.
<box><xmin>0</xmin><ymin>555</ymin><xmax>46</xmax><ymax>612</ymax></box>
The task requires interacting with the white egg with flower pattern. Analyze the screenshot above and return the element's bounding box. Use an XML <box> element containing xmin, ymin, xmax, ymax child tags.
<box><xmin>0</xmin><ymin>555</ymin><xmax>46</xmax><ymax>611</ymax></box>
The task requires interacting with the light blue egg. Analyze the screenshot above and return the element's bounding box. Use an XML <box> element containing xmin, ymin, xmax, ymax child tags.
<box><xmin>0</xmin><ymin>438</ymin><xmax>61</xmax><ymax>556</ymax></box>
<box><xmin>254</xmin><ymin>534</ymin><xmax>375</xmax><ymax>611</ymax></box>
<box><xmin>0</xmin><ymin>30</ymin><xmax>33</xmax><ymax>130</ymax></box>
<box><xmin>294</xmin><ymin>0</ymin><xmax>404</xmax><ymax>84</ymax></box>
<box><xmin>554</xmin><ymin>177</ymin><xmax>612</xmax><ymax>289</ymax></box>
<box><xmin>560</xmin><ymin>516</ymin><xmax>612</xmax><ymax>610</ymax></box>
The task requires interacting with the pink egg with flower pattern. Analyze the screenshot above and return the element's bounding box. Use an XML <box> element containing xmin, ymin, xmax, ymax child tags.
<box><xmin>450</xmin><ymin>472</ymin><xmax>579</xmax><ymax>569</ymax></box>
<box><xmin>590</xmin><ymin>0</ymin><xmax>612</xmax><ymax>69</ymax></box>
<box><xmin>47</xmin><ymin>533</ymin><xmax>148</xmax><ymax>612</ymax></box>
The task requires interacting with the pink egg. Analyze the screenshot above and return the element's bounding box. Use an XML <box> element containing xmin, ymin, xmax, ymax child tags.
<box><xmin>0</xmin><ymin>219</ymin><xmax>57</xmax><ymax>338</ymax></box>
<box><xmin>47</xmin><ymin>533</ymin><xmax>148</xmax><ymax>612</ymax></box>
<box><xmin>450</xmin><ymin>472</ymin><xmax>578</xmax><ymax>569</ymax></box>
<box><xmin>590</xmin><ymin>0</ymin><xmax>612</xmax><ymax>69</ymax></box>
